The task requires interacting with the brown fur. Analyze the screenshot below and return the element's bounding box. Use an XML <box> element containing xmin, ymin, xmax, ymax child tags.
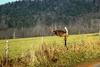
<box><xmin>53</xmin><ymin>30</ymin><xmax>68</xmax><ymax>37</ymax></box>
<box><xmin>53</xmin><ymin>29</ymin><xmax>68</xmax><ymax>46</ymax></box>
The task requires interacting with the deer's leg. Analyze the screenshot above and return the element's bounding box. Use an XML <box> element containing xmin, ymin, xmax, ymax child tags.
<box><xmin>64</xmin><ymin>36</ymin><xmax>68</xmax><ymax>50</ymax></box>
<box><xmin>64</xmin><ymin>36</ymin><xmax>67</xmax><ymax>46</ymax></box>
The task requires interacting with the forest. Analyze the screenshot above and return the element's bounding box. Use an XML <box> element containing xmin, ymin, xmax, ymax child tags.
<box><xmin>0</xmin><ymin>0</ymin><xmax>100</xmax><ymax>39</ymax></box>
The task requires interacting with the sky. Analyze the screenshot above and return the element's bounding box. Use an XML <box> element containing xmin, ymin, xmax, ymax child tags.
<box><xmin>0</xmin><ymin>0</ymin><xmax>16</xmax><ymax>5</ymax></box>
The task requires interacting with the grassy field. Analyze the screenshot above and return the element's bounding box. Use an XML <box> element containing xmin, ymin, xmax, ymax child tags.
<box><xmin>0</xmin><ymin>33</ymin><xmax>100</xmax><ymax>67</ymax></box>
<box><xmin>0</xmin><ymin>33</ymin><xmax>100</xmax><ymax>58</ymax></box>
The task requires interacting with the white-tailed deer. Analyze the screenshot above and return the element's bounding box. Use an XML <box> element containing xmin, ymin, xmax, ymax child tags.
<box><xmin>51</xmin><ymin>27</ymin><xmax>69</xmax><ymax>46</ymax></box>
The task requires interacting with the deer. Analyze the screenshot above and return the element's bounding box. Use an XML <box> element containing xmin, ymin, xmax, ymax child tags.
<box><xmin>50</xmin><ymin>27</ymin><xmax>69</xmax><ymax>46</ymax></box>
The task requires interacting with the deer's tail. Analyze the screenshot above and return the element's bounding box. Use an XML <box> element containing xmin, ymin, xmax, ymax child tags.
<box><xmin>64</xmin><ymin>27</ymin><xmax>68</xmax><ymax>35</ymax></box>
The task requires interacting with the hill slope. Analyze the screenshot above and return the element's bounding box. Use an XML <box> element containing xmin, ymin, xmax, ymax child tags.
<box><xmin>0</xmin><ymin>0</ymin><xmax>100</xmax><ymax>38</ymax></box>
<box><xmin>0</xmin><ymin>0</ymin><xmax>100</xmax><ymax>28</ymax></box>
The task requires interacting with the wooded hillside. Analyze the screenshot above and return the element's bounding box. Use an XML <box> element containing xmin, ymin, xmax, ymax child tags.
<box><xmin>0</xmin><ymin>0</ymin><xmax>100</xmax><ymax>39</ymax></box>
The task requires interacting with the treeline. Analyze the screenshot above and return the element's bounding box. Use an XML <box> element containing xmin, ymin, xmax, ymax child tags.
<box><xmin>0</xmin><ymin>0</ymin><xmax>100</xmax><ymax>39</ymax></box>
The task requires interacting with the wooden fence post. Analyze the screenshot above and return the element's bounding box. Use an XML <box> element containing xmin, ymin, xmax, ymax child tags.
<box><xmin>5</xmin><ymin>40</ymin><xmax>9</xmax><ymax>65</ymax></box>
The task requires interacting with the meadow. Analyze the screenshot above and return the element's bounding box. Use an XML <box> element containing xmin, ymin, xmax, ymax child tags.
<box><xmin>0</xmin><ymin>33</ymin><xmax>100</xmax><ymax>67</ymax></box>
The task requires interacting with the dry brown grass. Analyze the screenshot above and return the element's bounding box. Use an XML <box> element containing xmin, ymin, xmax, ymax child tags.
<box><xmin>34</xmin><ymin>41</ymin><xmax>100</xmax><ymax>67</ymax></box>
<box><xmin>0</xmin><ymin>50</ymin><xmax>35</xmax><ymax>67</ymax></box>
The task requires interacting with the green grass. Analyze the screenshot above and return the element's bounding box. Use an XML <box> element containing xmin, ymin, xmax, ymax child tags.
<box><xmin>0</xmin><ymin>33</ymin><xmax>100</xmax><ymax>67</ymax></box>
<box><xmin>0</xmin><ymin>33</ymin><xmax>100</xmax><ymax>59</ymax></box>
